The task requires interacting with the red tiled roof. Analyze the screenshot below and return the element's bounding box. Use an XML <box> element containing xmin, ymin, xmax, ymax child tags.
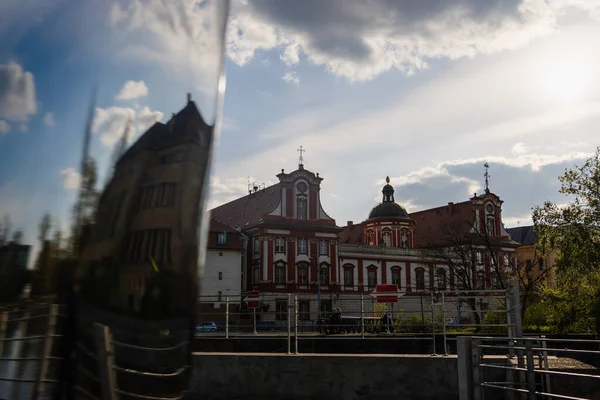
<box><xmin>339</xmin><ymin>223</ymin><xmax>364</xmax><ymax>244</ymax></box>
<box><xmin>209</xmin><ymin>184</ymin><xmax>281</xmax><ymax>230</ymax></box>
<box><xmin>409</xmin><ymin>201</ymin><xmax>474</xmax><ymax>247</ymax></box>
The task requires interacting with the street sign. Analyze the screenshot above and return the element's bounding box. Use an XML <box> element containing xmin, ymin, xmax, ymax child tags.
<box><xmin>243</xmin><ymin>290</ymin><xmax>260</xmax><ymax>309</ymax></box>
<box><xmin>370</xmin><ymin>284</ymin><xmax>403</xmax><ymax>303</ymax></box>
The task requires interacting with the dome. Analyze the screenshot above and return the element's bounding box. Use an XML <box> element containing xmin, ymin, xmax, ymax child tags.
<box><xmin>368</xmin><ymin>202</ymin><xmax>409</xmax><ymax>219</ymax></box>
<box><xmin>368</xmin><ymin>175</ymin><xmax>410</xmax><ymax>220</ymax></box>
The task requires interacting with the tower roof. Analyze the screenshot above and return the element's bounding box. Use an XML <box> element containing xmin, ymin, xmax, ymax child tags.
<box><xmin>368</xmin><ymin>176</ymin><xmax>410</xmax><ymax>220</ymax></box>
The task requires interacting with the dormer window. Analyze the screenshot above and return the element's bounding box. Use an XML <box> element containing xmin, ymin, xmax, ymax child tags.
<box><xmin>297</xmin><ymin>196</ymin><xmax>307</xmax><ymax>220</ymax></box>
<box><xmin>217</xmin><ymin>232</ymin><xmax>227</xmax><ymax>245</ymax></box>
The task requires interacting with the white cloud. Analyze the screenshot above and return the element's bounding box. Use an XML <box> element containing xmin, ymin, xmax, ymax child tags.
<box><xmin>110</xmin><ymin>0</ymin><xmax>228</xmax><ymax>103</ymax></box>
<box><xmin>19</xmin><ymin>123</ymin><xmax>27</xmax><ymax>132</ymax></box>
<box><xmin>43</xmin><ymin>112</ymin><xmax>55</xmax><ymax>127</ymax></box>
<box><xmin>0</xmin><ymin>120</ymin><xmax>9</xmax><ymax>134</ymax></box>
<box><xmin>282</xmin><ymin>71</ymin><xmax>299</xmax><ymax>85</ymax></box>
<box><xmin>0</xmin><ymin>61</ymin><xmax>36</xmax><ymax>121</ymax></box>
<box><xmin>60</xmin><ymin>167</ymin><xmax>81</xmax><ymax>190</ymax></box>
<box><xmin>115</xmin><ymin>80</ymin><xmax>149</xmax><ymax>101</ymax></box>
<box><xmin>226</xmin><ymin>0</ymin><xmax>600</xmax><ymax>81</ymax></box>
<box><xmin>92</xmin><ymin>105</ymin><xmax>163</xmax><ymax>147</ymax></box>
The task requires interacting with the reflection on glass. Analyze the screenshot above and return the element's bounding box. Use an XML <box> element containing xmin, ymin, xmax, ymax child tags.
<box><xmin>0</xmin><ymin>0</ymin><xmax>229</xmax><ymax>397</ymax></box>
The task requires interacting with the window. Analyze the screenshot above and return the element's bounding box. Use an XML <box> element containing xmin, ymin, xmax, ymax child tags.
<box><xmin>275</xmin><ymin>262</ymin><xmax>286</xmax><ymax>284</ymax></box>
<box><xmin>141</xmin><ymin>185</ymin><xmax>155</xmax><ymax>209</ymax></box>
<box><xmin>253</xmin><ymin>267</ymin><xmax>260</xmax><ymax>284</ymax></box>
<box><xmin>436</xmin><ymin>268</ymin><xmax>447</xmax><ymax>291</ymax></box>
<box><xmin>160</xmin><ymin>151</ymin><xmax>184</xmax><ymax>164</ymax></box>
<box><xmin>275</xmin><ymin>237</ymin><xmax>286</xmax><ymax>254</ymax></box>
<box><xmin>297</xmin><ymin>238</ymin><xmax>307</xmax><ymax>254</ymax></box>
<box><xmin>486</xmin><ymin>216</ymin><xmax>495</xmax><ymax>236</ymax></box>
<box><xmin>218</xmin><ymin>272</ymin><xmax>223</xmax><ymax>281</ymax></box>
<box><xmin>382</xmin><ymin>232</ymin><xmax>391</xmax><ymax>247</ymax></box>
<box><xmin>297</xmin><ymin>263</ymin><xmax>309</xmax><ymax>284</ymax></box>
<box><xmin>367</xmin><ymin>232</ymin><xmax>374</xmax><ymax>245</ymax></box>
<box><xmin>319</xmin><ymin>265</ymin><xmax>329</xmax><ymax>285</ymax></box>
<box><xmin>476</xmin><ymin>271</ymin><xmax>485</xmax><ymax>290</ymax></box>
<box><xmin>275</xmin><ymin>300</ymin><xmax>287</xmax><ymax>321</ymax></box>
<box><xmin>456</xmin><ymin>270</ymin><xmax>467</xmax><ymax>290</ymax></box>
<box><xmin>141</xmin><ymin>183</ymin><xmax>176</xmax><ymax>208</ymax></box>
<box><xmin>415</xmin><ymin>268</ymin><xmax>425</xmax><ymax>291</ymax></box>
<box><xmin>367</xmin><ymin>268</ymin><xmax>377</xmax><ymax>290</ymax></box>
<box><xmin>217</xmin><ymin>291</ymin><xmax>222</xmax><ymax>302</ymax></box>
<box><xmin>217</xmin><ymin>232</ymin><xmax>227</xmax><ymax>245</ymax></box>
<box><xmin>319</xmin><ymin>240</ymin><xmax>329</xmax><ymax>255</ymax></box>
<box><xmin>503</xmin><ymin>253</ymin><xmax>510</xmax><ymax>267</ymax></box>
<box><xmin>127</xmin><ymin>229</ymin><xmax>172</xmax><ymax>264</ymax></box>
<box><xmin>491</xmin><ymin>271</ymin><xmax>501</xmax><ymax>288</ymax></box>
<box><xmin>401</xmin><ymin>233</ymin><xmax>409</xmax><ymax>248</ymax></box>
<box><xmin>299</xmin><ymin>301</ymin><xmax>310</xmax><ymax>321</ymax></box>
<box><xmin>344</xmin><ymin>267</ymin><xmax>354</xmax><ymax>287</ymax></box>
<box><xmin>391</xmin><ymin>268</ymin><xmax>401</xmax><ymax>288</ymax></box>
<box><xmin>297</xmin><ymin>197</ymin><xmax>307</xmax><ymax>220</ymax></box>
<box><xmin>254</xmin><ymin>238</ymin><xmax>260</xmax><ymax>254</ymax></box>
<box><xmin>538</xmin><ymin>258</ymin><xmax>544</xmax><ymax>270</ymax></box>
<box><xmin>476</xmin><ymin>251</ymin><xmax>483</xmax><ymax>265</ymax></box>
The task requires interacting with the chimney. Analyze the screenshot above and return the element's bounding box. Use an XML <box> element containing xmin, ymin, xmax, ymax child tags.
<box><xmin>187</xmin><ymin>93</ymin><xmax>192</xmax><ymax>103</ymax></box>
<box><xmin>447</xmin><ymin>202</ymin><xmax>454</xmax><ymax>214</ymax></box>
<box><xmin>347</xmin><ymin>221</ymin><xmax>353</xmax><ymax>227</ymax></box>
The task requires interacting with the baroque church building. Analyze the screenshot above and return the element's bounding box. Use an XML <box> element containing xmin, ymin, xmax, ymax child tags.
<box><xmin>209</xmin><ymin>162</ymin><xmax>518</xmax><ymax>322</ymax></box>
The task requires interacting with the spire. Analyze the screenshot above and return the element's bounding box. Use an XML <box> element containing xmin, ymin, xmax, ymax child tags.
<box><xmin>484</xmin><ymin>162</ymin><xmax>490</xmax><ymax>194</ymax></box>
<box><xmin>297</xmin><ymin>146</ymin><xmax>305</xmax><ymax>170</ymax></box>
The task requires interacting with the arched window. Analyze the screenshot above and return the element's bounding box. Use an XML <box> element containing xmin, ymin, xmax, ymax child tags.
<box><xmin>415</xmin><ymin>268</ymin><xmax>426</xmax><ymax>291</ymax></box>
<box><xmin>382</xmin><ymin>230</ymin><xmax>391</xmax><ymax>247</ymax></box>
<box><xmin>297</xmin><ymin>196</ymin><xmax>307</xmax><ymax>220</ymax></box>
<box><xmin>401</xmin><ymin>232</ymin><xmax>409</xmax><ymax>248</ymax></box>
<box><xmin>367</xmin><ymin>231</ymin><xmax>374</xmax><ymax>246</ymax></box>
<box><xmin>486</xmin><ymin>216</ymin><xmax>495</xmax><ymax>236</ymax></box>
<box><xmin>297</xmin><ymin>262</ymin><xmax>309</xmax><ymax>284</ymax></box>
<box><xmin>436</xmin><ymin>268</ymin><xmax>447</xmax><ymax>291</ymax></box>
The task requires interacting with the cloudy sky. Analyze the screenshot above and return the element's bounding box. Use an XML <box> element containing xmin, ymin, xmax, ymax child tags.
<box><xmin>1</xmin><ymin>0</ymin><xmax>600</xmax><ymax>253</ymax></box>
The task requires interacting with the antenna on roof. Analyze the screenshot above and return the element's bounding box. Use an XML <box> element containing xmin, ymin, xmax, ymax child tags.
<box><xmin>248</xmin><ymin>181</ymin><xmax>266</xmax><ymax>194</ymax></box>
<box><xmin>297</xmin><ymin>145</ymin><xmax>305</xmax><ymax>169</ymax></box>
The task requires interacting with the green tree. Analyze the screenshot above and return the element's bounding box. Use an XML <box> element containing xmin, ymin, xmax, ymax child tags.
<box><xmin>70</xmin><ymin>157</ymin><xmax>99</xmax><ymax>255</ymax></box>
<box><xmin>532</xmin><ymin>147</ymin><xmax>600</xmax><ymax>334</ymax></box>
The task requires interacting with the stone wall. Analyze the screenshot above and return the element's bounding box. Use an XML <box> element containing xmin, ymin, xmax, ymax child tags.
<box><xmin>189</xmin><ymin>353</ymin><xmax>480</xmax><ymax>400</ymax></box>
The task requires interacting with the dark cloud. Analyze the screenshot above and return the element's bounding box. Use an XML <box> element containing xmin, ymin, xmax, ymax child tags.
<box><xmin>393</xmin><ymin>156</ymin><xmax>588</xmax><ymax>223</ymax></box>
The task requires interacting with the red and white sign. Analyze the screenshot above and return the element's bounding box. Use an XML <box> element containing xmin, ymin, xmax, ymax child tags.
<box><xmin>243</xmin><ymin>290</ymin><xmax>261</xmax><ymax>309</ymax></box>
<box><xmin>369</xmin><ymin>284</ymin><xmax>403</xmax><ymax>303</ymax></box>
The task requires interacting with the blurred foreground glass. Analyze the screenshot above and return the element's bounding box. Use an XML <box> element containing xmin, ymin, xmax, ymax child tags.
<box><xmin>0</xmin><ymin>1</ymin><xmax>229</xmax><ymax>398</ymax></box>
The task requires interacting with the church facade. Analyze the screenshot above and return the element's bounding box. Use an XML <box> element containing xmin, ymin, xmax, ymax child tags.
<box><xmin>209</xmin><ymin>162</ymin><xmax>519</xmax><ymax>322</ymax></box>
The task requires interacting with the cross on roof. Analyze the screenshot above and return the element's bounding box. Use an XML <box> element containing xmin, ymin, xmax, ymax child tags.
<box><xmin>297</xmin><ymin>146</ymin><xmax>305</xmax><ymax>167</ymax></box>
<box><xmin>484</xmin><ymin>162</ymin><xmax>490</xmax><ymax>193</ymax></box>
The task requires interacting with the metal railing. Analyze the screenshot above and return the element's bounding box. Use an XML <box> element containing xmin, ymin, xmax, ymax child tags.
<box><xmin>196</xmin><ymin>287</ymin><xmax>514</xmax><ymax>355</ymax></box>
<box><xmin>458</xmin><ymin>336</ymin><xmax>600</xmax><ymax>400</ymax></box>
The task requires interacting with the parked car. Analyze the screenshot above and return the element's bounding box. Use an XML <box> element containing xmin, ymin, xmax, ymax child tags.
<box><xmin>196</xmin><ymin>321</ymin><xmax>218</xmax><ymax>332</ymax></box>
<box><xmin>256</xmin><ymin>321</ymin><xmax>281</xmax><ymax>332</ymax></box>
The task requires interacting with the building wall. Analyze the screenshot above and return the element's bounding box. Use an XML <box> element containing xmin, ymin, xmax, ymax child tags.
<box><xmin>514</xmin><ymin>245</ymin><xmax>558</xmax><ymax>289</ymax></box>
<box><xmin>203</xmin><ymin>249</ymin><xmax>243</xmax><ymax>300</ymax></box>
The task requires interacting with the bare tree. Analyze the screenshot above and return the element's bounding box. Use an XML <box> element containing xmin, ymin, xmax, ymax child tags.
<box><xmin>419</xmin><ymin>215</ymin><xmax>514</xmax><ymax>329</ymax></box>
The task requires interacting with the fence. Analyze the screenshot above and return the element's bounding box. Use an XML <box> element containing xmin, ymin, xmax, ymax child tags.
<box><xmin>196</xmin><ymin>283</ymin><xmax>519</xmax><ymax>355</ymax></box>
<box><xmin>0</xmin><ymin>296</ymin><xmax>192</xmax><ymax>400</ymax></box>
<box><xmin>458</xmin><ymin>336</ymin><xmax>600</xmax><ymax>400</ymax></box>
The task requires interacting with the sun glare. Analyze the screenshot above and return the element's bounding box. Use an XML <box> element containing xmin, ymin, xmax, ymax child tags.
<box><xmin>541</xmin><ymin>52</ymin><xmax>592</xmax><ymax>102</ymax></box>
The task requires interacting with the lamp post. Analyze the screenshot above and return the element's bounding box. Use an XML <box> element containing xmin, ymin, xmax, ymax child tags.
<box><xmin>317</xmin><ymin>259</ymin><xmax>321</xmax><ymax>325</ymax></box>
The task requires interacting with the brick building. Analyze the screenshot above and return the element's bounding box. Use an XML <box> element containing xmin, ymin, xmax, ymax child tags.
<box><xmin>210</xmin><ymin>162</ymin><xmax>519</xmax><ymax>323</ymax></box>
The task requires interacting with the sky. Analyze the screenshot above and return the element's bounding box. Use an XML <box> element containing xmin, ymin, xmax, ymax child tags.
<box><xmin>1</xmin><ymin>0</ymin><xmax>600</xmax><ymax>255</ymax></box>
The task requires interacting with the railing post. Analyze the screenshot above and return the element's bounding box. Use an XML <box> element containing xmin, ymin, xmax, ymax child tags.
<box><xmin>442</xmin><ymin>292</ymin><xmax>447</xmax><ymax>355</ymax></box>
<box><xmin>294</xmin><ymin>295</ymin><xmax>298</xmax><ymax>354</ymax></box>
<box><xmin>540</xmin><ymin>335</ymin><xmax>551</xmax><ymax>394</ymax></box>
<box><xmin>287</xmin><ymin>294</ymin><xmax>291</xmax><ymax>354</ymax></box>
<box><xmin>506</xmin><ymin>288</ymin><xmax>515</xmax><ymax>358</ymax></box>
<box><xmin>10</xmin><ymin>309</ymin><xmax>30</xmax><ymax>400</ymax></box>
<box><xmin>94</xmin><ymin>324</ymin><xmax>117</xmax><ymax>400</ymax></box>
<box><xmin>525</xmin><ymin>339</ymin><xmax>536</xmax><ymax>399</ymax></box>
<box><xmin>457</xmin><ymin>336</ymin><xmax>473</xmax><ymax>400</ymax></box>
<box><xmin>431</xmin><ymin>291</ymin><xmax>436</xmax><ymax>356</ymax></box>
<box><xmin>33</xmin><ymin>304</ymin><xmax>58</xmax><ymax>400</ymax></box>
<box><xmin>225</xmin><ymin>296</ymin><xmax>229</xmax><ymax>339</ymax></box>
<box><xmin>471</xmin><ymin>337</ymin><xmax>483</xmax><ymax>400</ymax></box>
<box><xmin>0</xmin><ymin>312</ymin><xmax>7</xmax><ymax>359</ymax></box>
<box><xmin>510</xmin><ymin>280</ymin><xmax>523</xmax><ymax>338</ymax></box>
<box><xmin>360</xmin><ymin>293</ymin><xmax>365</xmax><ymax>339</ymax></box>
